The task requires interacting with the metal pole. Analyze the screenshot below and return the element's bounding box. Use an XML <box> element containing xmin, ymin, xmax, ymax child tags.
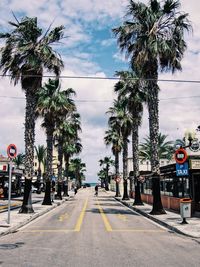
<box><xmin>7</xmin><ymin>160</ymin><xmax>12</xmax><ymax>224</ymax></box>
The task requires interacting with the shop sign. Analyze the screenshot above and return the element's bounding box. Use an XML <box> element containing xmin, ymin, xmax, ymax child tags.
<box><xmin>190</xmin><ymin>159</ymin><xmax>200</xmax><ymax>169</ymax></box>
<box><xmin>176</xmin><ymin>162</ymin><xmax>189</xmax><ymax>176</ymax></box>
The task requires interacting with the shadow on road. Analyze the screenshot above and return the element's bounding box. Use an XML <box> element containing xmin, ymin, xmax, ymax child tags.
<box><xmin>0</xmin><ymin>242</ymin><xmax>25</xmax><ymax>250</ymax></box>
<box><xmin>88</xmin><ymin>207</ymin><xmax>139</xmax><ymax>216</ymax></box>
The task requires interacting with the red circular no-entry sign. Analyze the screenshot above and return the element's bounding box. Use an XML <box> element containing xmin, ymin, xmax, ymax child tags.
<box><xmin>115</xmin><ymin>176</ymin><xmax>121</xmax><ymax>183</ymax></box>
<box><xmin>174</xmin><ymin>148</ymin><xmax>187</xmax><ymax>164</ymax></box>
<box><xmin>7</xmin><ymin>144</ymin><xmax>17</xmax><ymax>159</ymax></box>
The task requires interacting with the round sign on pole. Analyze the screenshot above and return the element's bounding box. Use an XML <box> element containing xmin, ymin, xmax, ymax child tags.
<box><xmin>174</xmin><ymin>148</ymin><xmax>187</xmax><ymax>164</ymax></box>
<box><xmin>7</xmin><ymin>144</ymin><xmax>17</xmax><ymax>159</ymax></box>
<box><xmin>115</xmin><ymin>176</ymin><xmax>121</xmax><ymax>183</ymax></box>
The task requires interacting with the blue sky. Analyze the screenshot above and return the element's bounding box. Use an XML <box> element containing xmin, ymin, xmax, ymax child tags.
<box><xmin>0</xmin><ymin>0</ymin><xmax>200</xmax><ymax>182</ymax></box>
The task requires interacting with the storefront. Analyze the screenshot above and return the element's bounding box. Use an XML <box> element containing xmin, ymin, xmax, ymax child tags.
<box><xmin>134</xmin><ymin>156</ymin><xmax>200</xmax><ymax>214</ymax></box>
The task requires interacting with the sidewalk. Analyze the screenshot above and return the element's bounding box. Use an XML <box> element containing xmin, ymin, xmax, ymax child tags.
<box><xmin>0</xmin><ymin>192</ymin><xmax>71</xmax><ymax>237</ymax></box>
<box><xmin>106</xmin><ymin>190</ymin><xmax>200</xmax><ymax>239</ymax></box>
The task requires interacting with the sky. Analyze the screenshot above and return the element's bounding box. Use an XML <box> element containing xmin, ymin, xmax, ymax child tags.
<box><xmin>0</xmin><ymin>0</ymin><xmax>200</xmax><ymax>183</ymax></box>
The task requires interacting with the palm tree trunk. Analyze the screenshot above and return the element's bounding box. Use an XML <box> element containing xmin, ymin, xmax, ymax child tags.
<box><xmin>37</xmin><ymin>166</ymin><xmax>42</xmax><ymax>193</ymax></box>
<box><xmin>132</xmin><ymin>121</ymin><xmax>143</xmax><ymax>205</ymax></box>
<box><xmin>42</xmin><ymin>127</ymin><xmax>54</xmax><ymax>205</ymax></box>
<box><xmin>146</xmin><ymin>69</ymin><xmax>165</xmax><ymax>214</ymax></box>
<box><xmin>105</xmin><ymin>166</ymin><xmax>109</xmax><ymax>191</ymax></box>
<box><xmin>115</xmin><ymin>151</ymin><xmax>121</xmax><ymax>197</ymax></box>
<box><xmin>63</xmin><ymin>154</ymin><xmax>69</xmax><ymax>197</ymax></box>
<box><xmin>19</xmin><ymin>91</ymin><xmax>37</xmax><ymax>213</ymax></box>
<box><xmin>56</xmin><ymin>142</ymin><xmax>63</xmax><ymax>200</ymax></box>
<box><xmin>122</xmin><ymin>139</ymin><xmax>129</xmax><ymax>200</ymax></box>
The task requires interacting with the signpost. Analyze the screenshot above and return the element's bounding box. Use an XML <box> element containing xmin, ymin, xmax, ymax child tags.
<box><xmin>115</xmin><ymin>176</ymin><xmax>121</xmax><ymax>183</ymax></box>
<box><xmin>7</xmin><ymin>144</ymin><xmax>17</xmax><ymax>224</ymax></box>
<box><xmin>174</xmin><ymin>148</ymin><xmax>188</xmax><ymax>164</ymax></box>
<box><xmin>176</xmin><ymin>162</ymin><xmax>189</xmax><ymax>176</ymax></box>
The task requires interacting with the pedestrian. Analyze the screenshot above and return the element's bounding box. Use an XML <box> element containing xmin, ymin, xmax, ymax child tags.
<box><xmin>94</xmin><ymin>185</ymin><xmax>98</xmax><ymax>196</ymax></box>
<box><xmin>0</xmin><ymin>185</ymin><xmax>4</xmax><ymax>198</ymax></box>
<box><xmin>74</xmin><ymin>186</ymin><xmax>77</xmax><ymax>195</ymax></box>
<box><xmin>3</xmin><ymin>182</ymin><xmax>8</xmax><ymax>198</ymax></box>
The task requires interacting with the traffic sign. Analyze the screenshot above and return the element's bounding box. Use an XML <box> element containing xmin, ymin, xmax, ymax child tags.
<box><xmin>176</xmin><ymin>162</ymin><xmax>189</xmax><ymax>176</ymax></box>
<box><xmin>7</xmin><ymin>144</ymin><xmax>17</xmax><ymax>159</ymax></box>
<box><xmin>174</xmin><ymin>148</ymin><xmax>188</xmax><ymax>164</ymax></box>
<box><xmin>115</xmin><ymin>176</ymin><xmax>121</xmax><ymax>183</ymax></box>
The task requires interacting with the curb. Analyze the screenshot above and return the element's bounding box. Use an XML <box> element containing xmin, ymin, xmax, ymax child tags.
<box><xmin>114</xmin><ymin>197</ymin><xmax>195</xmax><ymax>238</ymax></box>
<box><xmin>0</xmin><ymin>197</ymin><xmax>70</xmax><ymax>237</ymax></box>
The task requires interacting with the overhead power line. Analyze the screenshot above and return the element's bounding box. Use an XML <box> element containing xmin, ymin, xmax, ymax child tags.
<box><xmin>0</xmin><ymin>73</ymin><xmax>200</xmax><ymax>83</ymax></box>
<box><xmin>1</xmin><ymin>95</ymin><xmax>200</xmax><ymax>102</ymax></box>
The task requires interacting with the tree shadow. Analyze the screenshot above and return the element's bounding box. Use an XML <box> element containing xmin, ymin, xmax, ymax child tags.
<box><xmin>0</xmin><ymin>242</ymin><xmax>25</xmax><ymax>250</ymax></box>
<box><xmin>88</xmin><ymin>207</ymin><xmax>139</xmax><ymax>216</ymax></box>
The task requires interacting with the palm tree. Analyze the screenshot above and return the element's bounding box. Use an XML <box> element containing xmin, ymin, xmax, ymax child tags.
<box><xmin>13</xmin><ymin>153</ymin><xmax>25</xmax><ymax>169</ymax></box>
<box><xmin>0</xmin><ymin>16</ymin><xmax>64</xmax><ymax>213</ymax></box>
<box><xmin>139</xmin><ymin>133</ymin><xmax>174</xmax><ymax>161</ymax></box>
<box><xmin>113</xmin><ymin>0</ymin><xmax>191</xmax><ymax>214</ymax></box>
<box><xmin>55</xmin><ymin>112</ymin><xmax>81</xmax><ymax>199</ymax></box>
<box><xmin>114</xmin><ymin>70</ymin><xmax>146</xmax><ymax>205</ymax></box>
<box><xmin>70</xmin><ymin>158</ymin><xmax>86</xmax><ymax>189</ymax></box>
<box><xmin>63</xmin><ymin>140</ymin><xmax>82</xmax><ymax>196</ymax></box>
<box><xmin>62</xmin><ymin>113</ymin><xmax>82</xmax><ymax>196</ymax></box>
<box><xmin>34</xmin><ymin>145</ymin><xmax>46</xmax><ymax>193</ymax></box>
<box><xmin>97</xmin><ymin>168</ymin><xmax>107</xmax><ymax>188</ymax></box>
<box><xmin>99</xmin><ymin>156</ymin><xmax>114</xmax><ymax>191</ymax></box>
<box><xmin>104</xmin><ymin>128</ymin><xmax>122</xmax><ymax>197</ymax></box>
<box><xmin>107</xmin><ymin>100</ymin><xmax>132</xmax><ymax>199</ymax></box>
<box><xmin>36</xmin><ymin>78</ymin><xmax>76</xmax><ymax>205</ymax></box>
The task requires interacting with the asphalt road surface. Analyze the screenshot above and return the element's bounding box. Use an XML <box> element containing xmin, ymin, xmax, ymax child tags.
<box><xmin>0</xmin><ymin>188</ymin><xmax>200</xmax><ymax>267</ymax></box>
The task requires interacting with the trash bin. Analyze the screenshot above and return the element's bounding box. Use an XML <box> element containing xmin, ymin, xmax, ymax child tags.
<box><xmin>180</xmin><ymin>198</ymin><xmax>192</xmax><ymax>223</ymax></box>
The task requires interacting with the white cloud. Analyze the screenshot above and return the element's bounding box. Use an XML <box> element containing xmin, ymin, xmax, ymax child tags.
<box><xmin>101</xmin><ymin>38</ymin><xmax>115</xmax><ymax>47</ymax></box>
<box><xmin>113</xmin><ymin>51</ymin><xmax>127</xmax><ymax>62</ymax></box>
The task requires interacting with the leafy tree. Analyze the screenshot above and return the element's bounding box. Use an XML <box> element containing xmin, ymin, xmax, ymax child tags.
<box><xmin>36</xmin><ymin>78</ymin><xmax>75</xmax><ymax>204</ymax></box>
<box><xmin>113</xmin><ymin>0</ymin><xmax>191</xmax><ymax>214</ymax></box>
<box><xmin>0</xmin><ymin>16</ymin><xmax>64</xmax><ymax>213</ymax></box>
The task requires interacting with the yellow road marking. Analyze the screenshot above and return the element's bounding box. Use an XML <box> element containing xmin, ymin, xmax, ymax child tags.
<box><xmin>97</xmin><ymin>200</ymin><xmax>112</xmax><ymax>232</ymax></box>
<box><xmin>58</xmin><ymin>213</ymin><xmax>69</xmax><ymax>222</ymax></box>
<box><xmin>21</xmin><ymin>229</ymin><xmax>74</xmax><ymax>233</ymax></box>
<box><xmin>112</xmin><ymin>229</ymin><xmax>165</xmax><ymax>232</ymax></box>
<box><xmin>74</xmin><ymin>198</ymin><xmax>88</xmax><ymax>232</ymax></box>
<box><xmin>116</xmin><ymin>214</ymin><xmax>128</xmax><ymax>221</ymax></box>
<box><xmin>0</xmin><ymin>202</ymin><xmax>21</xmax><ymax>210</ymax></box>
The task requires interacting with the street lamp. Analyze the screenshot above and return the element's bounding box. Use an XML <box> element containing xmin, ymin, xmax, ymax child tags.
<box><xmin>184</xmin><ymin>130</ymin><xmax>196</xmax><ymax>148</ymax></box>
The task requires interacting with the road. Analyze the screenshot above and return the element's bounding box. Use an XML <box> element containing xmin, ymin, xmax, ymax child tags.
<box><xmin>0</xmin><ymin>188</ymin><xmax>200</xmax><ymax>267</ymax></box>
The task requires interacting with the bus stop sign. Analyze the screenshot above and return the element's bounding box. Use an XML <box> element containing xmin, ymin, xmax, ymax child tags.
<box><xmin>7</xmin><ymin>144</ymin><xmax>17</xmax><ymax>159</ymax></box>
<box><xmin>174</xmin><ymin>148</ymin><xmax>187</xmax><ymax>164</ymax></box>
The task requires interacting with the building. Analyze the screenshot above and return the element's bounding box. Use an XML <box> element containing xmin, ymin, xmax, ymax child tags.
<box><xmin>127</xmin><ymin>134</ymin><xmax>200</xmax><ymax>215</ymax></box>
